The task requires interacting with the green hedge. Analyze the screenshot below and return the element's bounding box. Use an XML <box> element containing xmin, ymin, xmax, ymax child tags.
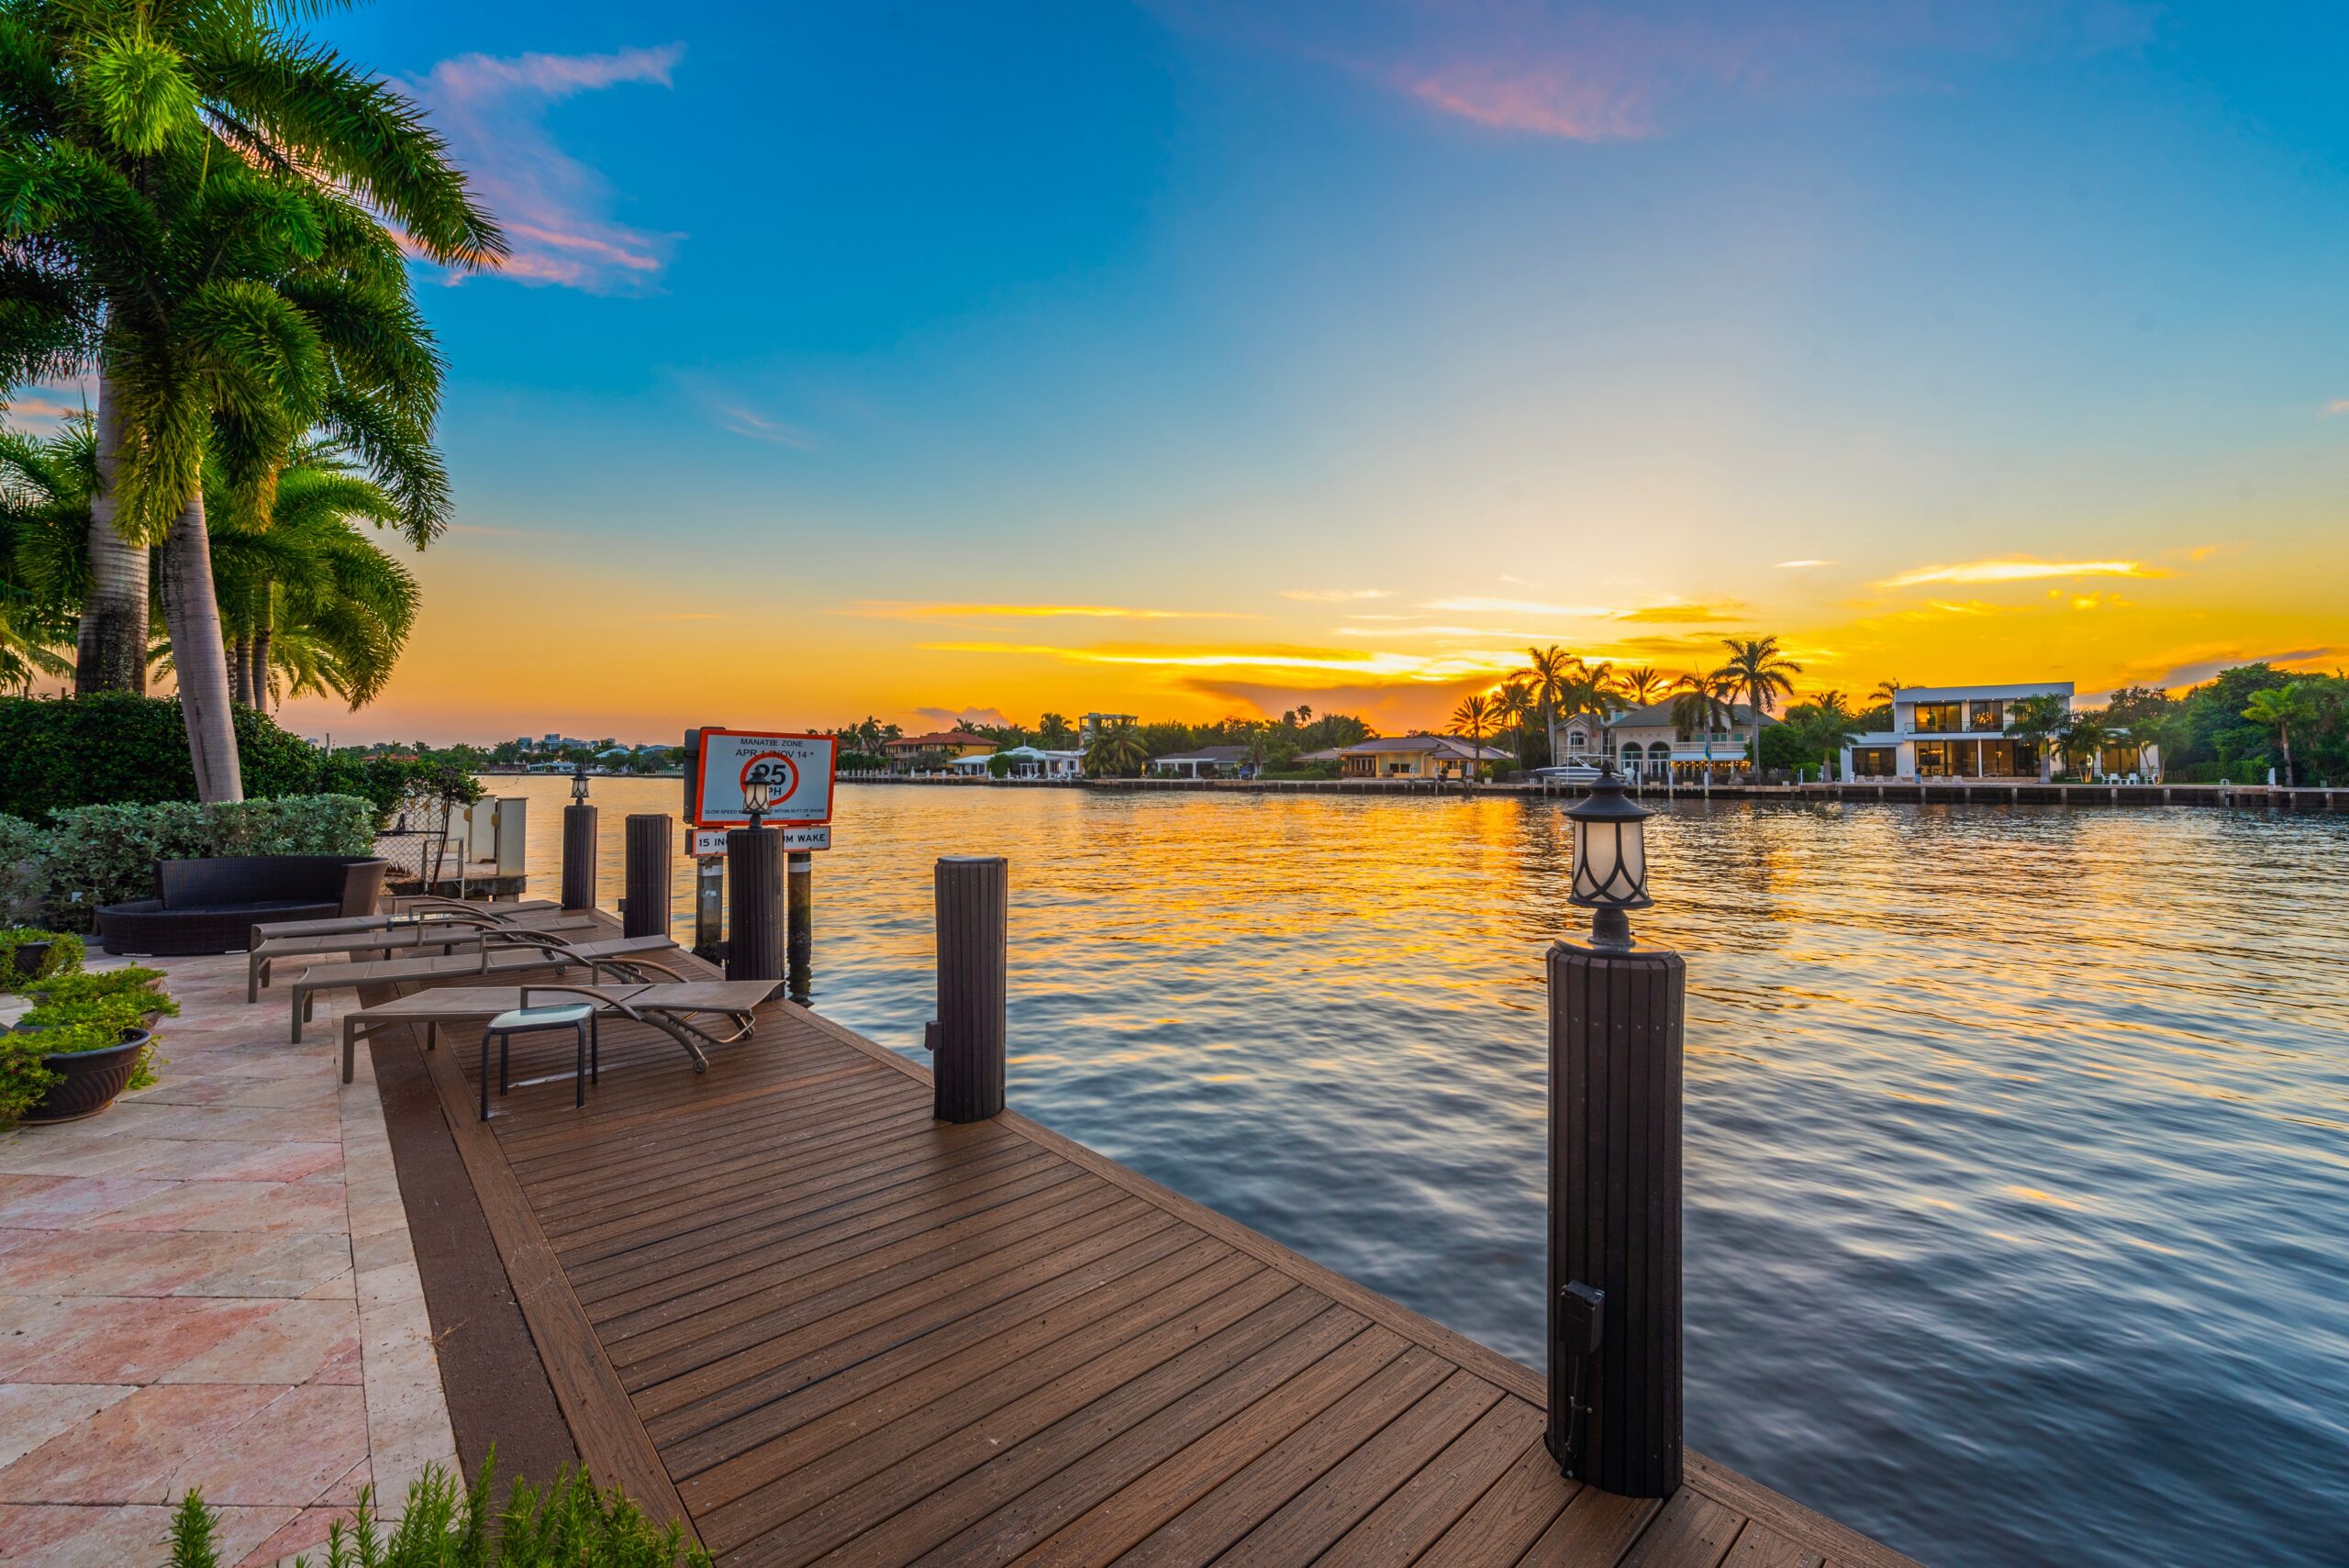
<box><xmin>0</xmin><ymin>695</ymin><xmax>479</xmax><ymax>826</ymax></box>
<box><xmin>0</xmin><ymin>795</ymin><xmax>376</xmax><ymax>931</ymax></box>
<box><xmin>0</xmin><ymin>695</ymin><xmax>322</xmax><ymax>818</ymax></box>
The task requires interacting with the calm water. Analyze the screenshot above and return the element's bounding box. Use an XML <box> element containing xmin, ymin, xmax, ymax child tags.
<box><xmin>495</xmin><ymin>775</ymin><xmax>2349</xmax><ymax>1568</ymax></box>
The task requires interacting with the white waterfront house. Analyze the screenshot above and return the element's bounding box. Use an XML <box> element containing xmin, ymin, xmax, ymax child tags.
<box><xmin>1833</xmin><ymin>681</ymin><xmax>2154</xmax><ymax>781</ymax></box>
<box><xmin>992</xmin><ymin>745</ymin><xmax>1084</xmax><ymax>779</ymax></box>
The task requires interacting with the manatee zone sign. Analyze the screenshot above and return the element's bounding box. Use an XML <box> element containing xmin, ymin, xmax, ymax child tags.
<box><xmin>689</xmin><ymin>728</ymin><xmax>838</xmax><ymax>832</ymax></box>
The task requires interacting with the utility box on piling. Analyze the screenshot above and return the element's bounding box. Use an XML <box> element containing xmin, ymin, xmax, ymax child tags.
<box><xmin>1547</xmin><ymin>936</ymin><xmax>1686</xmax><ymax>1497</ymax></box>
<box><xmin>931</xmin><ymin>855</ymin><xmax>1008</xmax><ymax>1122</ymax></box>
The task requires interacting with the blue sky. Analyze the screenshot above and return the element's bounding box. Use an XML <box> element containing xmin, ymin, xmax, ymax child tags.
<box><xmin>284</xmin><ymin>2</ymin><xmax>2349</xmax><ymax>740</ymax></box>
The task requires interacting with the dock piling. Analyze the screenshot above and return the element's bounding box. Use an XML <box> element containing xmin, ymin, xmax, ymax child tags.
<box><xmin>930</xmin><ymin>855</ymin><xmax>1008</xmax><ymax>1122</ymax></box>
<box><xmin>560</xmin><ymin>800</ymin><xmax>598</xmax><ymax>911</ymax></box>
<box><xmin>787</xmin><ymin>851</ymin><xmax>813</xmax><ymax>1002</ymax></box>
<box><xmin>1547</xmin><ymin>933</ymin><xmax>1686</xmax><ymax>1497</ymax></box>
<box><xmin>622</xmin><ymin>814</ymin><xmax>672</xmax><ymax>940</ymax></box>
<box><xmin>725</xmin><ymin>828</ymin><xmax>785</xmax><ymax>982</ymax></box>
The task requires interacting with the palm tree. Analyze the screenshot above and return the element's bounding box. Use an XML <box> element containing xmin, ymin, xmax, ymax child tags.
<box><xmin>1870</xmin><ymin>680</ymin><xmax>1903</xmax><ymax>706</ymax></box>
<box><xmin>2242</xmin><ymin>684</ymin><xmax>2315</xmax><ymax>784</ymax></box>
<box><xmin>1670</xmin><ymin>673</ymin><xmax>1733</xmax><ymax>780</ymax></box>
<box><xmin>0</xmin><ymin>414</ymin><xmax>94</xmax><ymax>688</ymax></box>
<box><xmin>2126</xmin><ymin>709</ymin><xmax>2183</xmax><ymax>784</ymax></box>
<box><xmin>1787</xmin><ymin>691</ymin><xmax>1865</xmax><ymax>779</ymax></box>
<box><xmin>1620</xmin><ymin>665</ymin><xmax>1667</xmax><ymax>705</ymax></box>
<box><xmin>2059</xmin><ymin>710</ymin><xmax>2112</xmax><ymax>780</ymax></box>
<box><xmin>207</xmin><ymin>450</ymin><xmax>417</xmax><ymax>709</ymax></box>
<box><xmin>0</xmin><ymin>3</ymin><xmax>502</xmax><ymax>799</ymax></box>
<box><xmin>1492</xmin><ymin>677</ymin><xmax>1539</xmax><ymax>768</ymax></box>
<box><xmin>1083</xmin><ymin>718</ymin><xmax>1148</xmax><ymax>778</ymax></box>
<box><xmin>2005</xmin><ymin>694</ymin><xmax>2069</xmax><ymax>782</ymax></box>
<box><xmin>1524</xmin><ymin>644</ymin><xmax>1579</xmax><ymax>768</ymax></box>
<box><xmin>1712</xmin><ymin>637</ymin><xmax>1803</xmax><ymax>769</ymax></box>
<box><xmin>1449</xmin><ymin>692</ymin><xmax>1497</xmax><ymax>789</ymax></box>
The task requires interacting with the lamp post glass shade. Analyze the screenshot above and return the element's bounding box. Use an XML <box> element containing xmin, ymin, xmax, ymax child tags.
<box><xmin>1565</xmin><ymin>762</ymin><xmax>1653</xmax><ymax>947</ymax></box>
<box><xmin>570</xmin><ymin>762</ymin><xmax>591</xmax><ymax>803</ymax></box>
<box><xmin>742</xmin><ymin>774</ymin><xmax>773</xmax><ymax>830</ymax></box>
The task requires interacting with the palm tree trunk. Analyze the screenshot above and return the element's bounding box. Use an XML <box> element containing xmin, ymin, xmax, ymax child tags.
<box><xmin>227</xmin><ymin>639</ymin><xmax>246</xmax><ymax>706</ymax></box>
<box><xmin>73</xmin><ymin>374</ymin><xmax>149</xmax><ymax>695</ymax></box>
<box><xmin>157</xmin><ymin>491</ymin><xmax>245</xmax><ymax>803</ymax></box>
<box><xmin>252</xmin><ymin>621</ymin><xmax>273</xmax><ymax>710</ymax></box>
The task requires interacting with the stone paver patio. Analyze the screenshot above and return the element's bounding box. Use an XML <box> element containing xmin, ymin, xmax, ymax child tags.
<box><xmin>0</xmin><ymin>950</ymin><xmax>457</xmax><ymax>1567</ymax></box>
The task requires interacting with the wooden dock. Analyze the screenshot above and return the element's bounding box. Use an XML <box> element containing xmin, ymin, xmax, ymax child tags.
<box><xmin>373</xmin><ymin>923</ymin><xmax>1919</xmax><ymax>1568</ymax></box>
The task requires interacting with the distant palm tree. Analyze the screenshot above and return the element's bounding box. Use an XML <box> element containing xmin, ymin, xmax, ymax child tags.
<box><xmin>1083</xmin><ymin>718</ymin><xmax>1148</xmax><ymax>778</ymax></box>
<box><xmin>2242</xmin><ymin>684</ymin><xmax>2315</xmax><ymax>784</ymax></box>
<box><xmin>1670</xmin><ymin>673</ymin><xmax>1734</xmax><ymax>776</ymax></box>
<box><xmin>1871</xmin><ymin>680</ymin><xmax>1903</xmax><ymax>705</ymax></box>
<box><xmin>2059</xmin><ymin>710</ymin><xmax>2113</xmax><ymax>780</ymax></box>
<box><xmin>2126</xmin><ymin>709</ymin><xmax>2184</xmax><ymax>784</ymax></box>
<box><xmin>1620</xmin><ymin>666</ymin><xmax>1667</xmax><ymax>705</ymax></box>
<box><xmin>1525</xmin><ymin>644</ymin><xmax>1579</xmax><ymax>767</ymax></box>
<box><xmin>2005</xmin><ymin>694</ymin><xmax>2069</xmax><ymax>782</ymax></box>
<box><xmin>1038</xmin><ymin>712</ymin><xmax>1074</xmax><ymax>747</ymax></box>
<box><xmin>1492</xmin><ymin>678</ymin><xmax>1539</xmax><ymax>767</ymax></box>
<box><xmin>1450</xmin><ymin>692</ymin><xmax>1497</xmax><ymax>788</ymax></box>
<box><xmin>1713</xmin><ymin>637</ymin><xmax>1803</xmax><ymax>767</ymax></box>
<box><xmin>1787</xmin><ymin>691</ymin><xmax>1864</xmax><ymax>779</ymax></box>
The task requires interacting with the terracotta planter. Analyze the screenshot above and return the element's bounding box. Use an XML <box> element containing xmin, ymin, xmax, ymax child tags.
<box><xmin>18</xmin><ymin>1029</ymin><xmax>151</xmax><ymax>1124</ymax></box>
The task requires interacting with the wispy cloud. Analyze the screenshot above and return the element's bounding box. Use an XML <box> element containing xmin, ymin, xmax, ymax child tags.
<box><xmin>919</xmin><ymin>639</ymin><xmax>1523</xmax><ymax>682</ymax></box>
<box><xmin>1611</xmin><ymin>599</ymin><xmax>1746</xmax><ymax>626</ymax></box>
<box><xmin>714</xmin><ymin>406</ymin><xmax>818</xmax><ymax>449</ymax></box>
<box><xmin>1155</xmin><ymin>2</ymin><xmax>2156</xmax><ymax>144</ymax></box>
<box><xmin>1879</xmin><ymin>557</ymin><xmax>2161</xmax><ymax>589</ymax></box>
<box><xmin>4</xmin><ymin>394</ymin><xmax>85</xmax><ymax>420</ymax></box>
<box><xmin>1775</xmin><ymin>559</ymin><xmax>1837</xmax><ymax>569</ymax></box>
<box><xmin>408</xmin><ymin>44</ymin><xmax>685</xmax><ymax>293</ymax></box>
<box><xmin>2326</xmin><ymin>399</ymin><xmax>2349</xmax><ymax>417</ymax></box>
<box><xmin>852</xmin><ymin>601</ymin><xmax>1248</xmax><ymax>621</ymax></box>
<box><xmin>1280</xmin><ymin>587</ymin><xmax>1392</xmax><ymax>602</ymax></box>
<box><xmin>1420</xmin><ymin>595</ymin><xmax>1611</xmax><ymax>617</ymax></box>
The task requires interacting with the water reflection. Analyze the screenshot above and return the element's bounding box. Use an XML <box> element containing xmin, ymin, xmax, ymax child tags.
<box><xmin>498</xmin><ymin>776</ymin><xmax>2349</xmax><ymax>1568</ymax></box>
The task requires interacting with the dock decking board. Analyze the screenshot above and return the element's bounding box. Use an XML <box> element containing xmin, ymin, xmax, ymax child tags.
<box><xmin>367</xmin><ymin>921</ymin><xmax>1921</xmax><ymax>1568</ymax></box>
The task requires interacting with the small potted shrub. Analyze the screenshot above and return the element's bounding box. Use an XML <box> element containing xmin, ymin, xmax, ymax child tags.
<box><xmin>0</xmin><ymin>929</ymin><xmax>82</xmax><ymax>992</ymax></box>
<box><xmin>2</xmin><ymin>970</ymin><xmax>174</xmax><ymax>1125</ymax></box>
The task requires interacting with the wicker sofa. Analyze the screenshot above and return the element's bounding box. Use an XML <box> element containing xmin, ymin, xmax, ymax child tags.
<box><xmin>95</xmin><ymin>856</ymin><xmax>391</xmax><ymax>956</ymax></box>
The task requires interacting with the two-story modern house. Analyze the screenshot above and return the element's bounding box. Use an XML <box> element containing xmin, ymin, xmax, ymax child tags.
<box><xmin>1838</xmin><ymin>682</ymin><xmax>2069</xmax><ymax>780</ymax></box>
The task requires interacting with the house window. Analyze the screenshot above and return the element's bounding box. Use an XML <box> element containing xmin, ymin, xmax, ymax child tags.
<box><xmin>1968</xmin><ymin>700</ymin><xmax>2005</xmax><ymax>730</ymax></box>
<box><xmin>1916</xmin><ymin>740</ymin><xmax>1954</xmax><ymax>775</ymax></box>
<box><xmin>1913</xmin><ymin>702</ymin><xmax>1962</xmax><ymax>733</ymax></box>
<box><xmin>1851</xmin><ymin>746</ymin><xmax>1897</xmax><ymax>777</ymax></box>
<box><xmin>1567</xmin><ymin>730</ymin><xmax>1586</xmax><ymax>751</ymax></box>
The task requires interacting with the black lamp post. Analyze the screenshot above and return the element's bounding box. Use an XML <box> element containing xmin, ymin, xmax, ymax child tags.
<box><xmin>1546</xmin><ymin>754</ymin><xmax>1681</xmax><ymax>1496</ymax></box>
<box><xmin>742</xmin><ymin>773</ymin><xmax>773</xmax><ymax>833</ymax></box>
<box><xmin>560</xmin><ymin>760</ymin><xmax>597</xmax><ymax>910</ymax></box>
<box><xmin>1564</xmin><ymin>758</ymin><xmax>1653</xmax><ymax>952</ymax></box>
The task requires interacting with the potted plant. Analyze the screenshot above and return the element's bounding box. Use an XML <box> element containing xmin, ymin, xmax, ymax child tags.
<box><xmin>0</xmin><ymin>929</ymin><xmax>82</xmax><ymax>992</ymax></box>
<box><xmin>2</xmin><ymin>970</ymin><xmax>174</xmax><ymax>1125</ymax></box>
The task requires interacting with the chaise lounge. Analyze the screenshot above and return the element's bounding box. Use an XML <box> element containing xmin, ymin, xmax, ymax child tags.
<box><xmin>95</xmin><ymin>856</ymin><xmax>391</xmax><ymax>957</ymax></box>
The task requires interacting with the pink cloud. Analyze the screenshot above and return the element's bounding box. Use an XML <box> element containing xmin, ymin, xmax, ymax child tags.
<box><xmin>407</xmin><ymin>44</ymin><xmax>685</xmax><ymax>293</ymax></box>
<box><xmin>1152</xmin><ymin>2</ymin><xmax>2157</xmax><ymax>143</ymax></box>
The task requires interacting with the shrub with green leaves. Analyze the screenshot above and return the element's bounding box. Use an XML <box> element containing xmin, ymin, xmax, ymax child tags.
<box><xmin>0</xmin><ymin>817</ymin><xmax>47</xmax><ymax>927</ymax></box>
<box><xmin>0</xmin><ymin>694</ymin><xmax>326</xmax><ymax>819</ymax></box>
<box><xmin>165</xmin><ymin>1454</ymin><xmax>712</xmax><ymax>1568</ymax></box>
<box><xmin>25</xmin><ymin>796</ymin><xmax>375</xmax><ymax>931</ymax></box>
<box><xmin>0</xmin><ymin>927</ymin><xmax>82</xmax><ymax>992</ymax></box>
<box><xmin>2</xmin><ymin>966</ymin><xmax>173</xmax><ymax>1120</ymax></box>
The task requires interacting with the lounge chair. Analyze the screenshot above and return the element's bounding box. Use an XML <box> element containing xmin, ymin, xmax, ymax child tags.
<box><xmin>258</xmin><ymin>898</ymin><xmax>561</xmax><ymax>947</ymax></box>
<box><xmin>248</xmin><ymin>913</ymin><xmax>597</xmax><ymax>1002</ymax></box>
<box><xmin>288</xmin><ymin>932</ymin><xmax>683</xmax><ymax>1042</ymax></box>
<box><xmin>336</xmin><ymin>977</ymin><xmax>780</xmax><ymax>1083</ymax></box>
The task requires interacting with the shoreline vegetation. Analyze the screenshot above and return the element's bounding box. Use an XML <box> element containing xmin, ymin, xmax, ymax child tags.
<box><xmin>347</xmin><ymin>653</ymin><xmax>2342</xmax><ymax>794</ymax></box>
